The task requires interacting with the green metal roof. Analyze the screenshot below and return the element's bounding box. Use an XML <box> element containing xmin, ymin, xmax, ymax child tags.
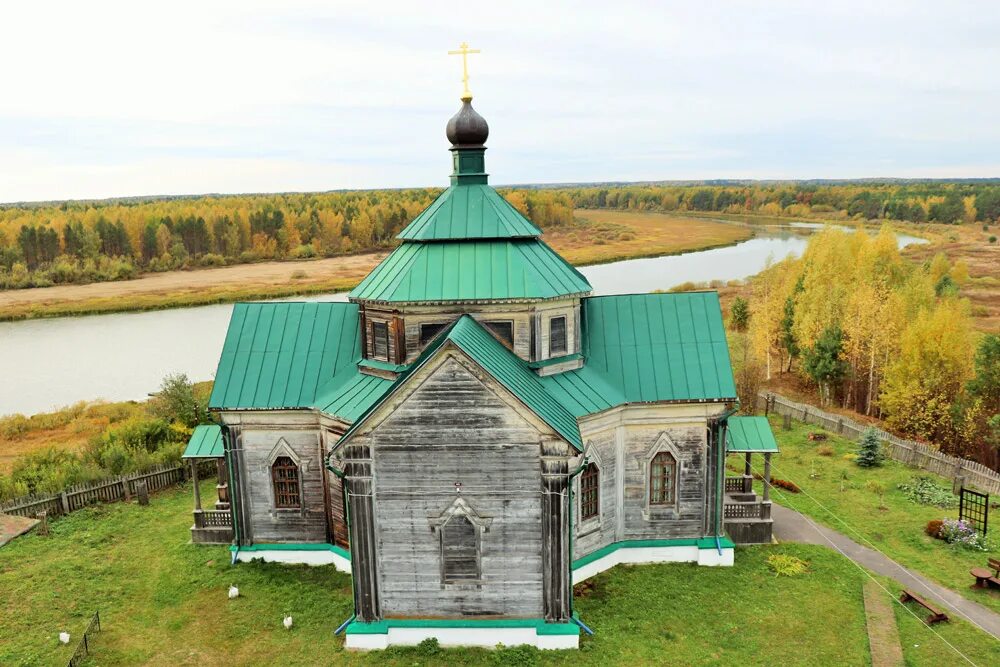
<box><xmin>209</xmin><ymin>302</ymin><xmax>364</xmax><ymax>411</ymax></box>
<box><xmin>312</xmin><ymin>368</ymin><xmax>394</xmax><ymax>422</ymax></box>
<box><xmin>397</xmin><ymin>184</ymin><xmax>541</xmax><ymax>241</ymax></box>
<box><xmin>348</xmin><ymin>239</ymin><xmax>592</xmax><ymax>303</ymax></box>
<box><xmin>540</xmin><ymin>292</ymin><xmax>737</xmax><ymax>415</ymax></box>
<box><xmin>725</xmin><ymin>416</ymin><xmax>779</xmax><ymax>453</ymax></box>
<box><xmin>182</xmin><ymin>424</ymin><xmax>223</xmax><ymax>458</ymax></box>
<box><xmin>336</xmin><ymin>316</ymin><xmax>584</xmax><ymax>450</ymax></box>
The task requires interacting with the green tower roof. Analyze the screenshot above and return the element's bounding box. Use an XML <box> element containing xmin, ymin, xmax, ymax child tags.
<box><xmin>396</xmin><ymin>183</ymin><xmax>541</xmax><ymax>240</ymax></box>
<box><xmin>348</xmin><ymin>239</ymin><xmax>591</xmax><ymax>303</ymax></box>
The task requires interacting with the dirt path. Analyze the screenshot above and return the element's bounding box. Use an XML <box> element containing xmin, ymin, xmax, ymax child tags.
<box><xmin>864</xmin><ymin>579</ymin><xmax>905</xmax><ymax>667</ymax></box>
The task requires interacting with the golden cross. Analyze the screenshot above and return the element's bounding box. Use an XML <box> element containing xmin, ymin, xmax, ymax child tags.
<box><xmin>448</xmin><ymin>41</ymin><xmax>481</xmax><ymax>101</ymax></box>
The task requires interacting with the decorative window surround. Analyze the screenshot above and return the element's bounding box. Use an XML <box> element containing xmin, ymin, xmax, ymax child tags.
<box><xmin>429</xmin><ymin>497</ymin><xmax>493</xmax><ymax>586</ymax></box>
<box><xmin>641</xmin><ymin>432</ymin><xmax>682</xmax><ymax>520</ymax></box>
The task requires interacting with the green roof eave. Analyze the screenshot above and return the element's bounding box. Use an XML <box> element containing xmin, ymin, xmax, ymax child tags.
<box><xmin>527</xmin><ymin>352</ymin><xmax>583</xmax><ymax>369</ymax></box>
<box><xmin>348</xmin><ymin>239</ymin><xmax>592</xmax><ymax>303</ymax></box>
<box><xmin>396</xmin><ymin>183</ymin><xmax>542</xmax><ymax>241</ymax></box>
<box><xmin>358</xmin><ymin>358</ymin><xmax>408</xmax><ymax>373</ymax></box>
<box><xmin>182</xmin><ymin>424</ymin><xmax>223</xmax><ymax>458</ymax></box>
<box><xmin>726</xmin><ymin>416</ymin><xmax>779</xmax><ymax>453</ymax></box>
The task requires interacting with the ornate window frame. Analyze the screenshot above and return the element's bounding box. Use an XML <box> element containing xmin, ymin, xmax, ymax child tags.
<box><xmin>641</xmin><ymin>432</ymin><xmax>682</xmax><ymax>520</ymax></box>
<box><xmin>428</xmin><ymin>497</ymin><xmax>492</xmax><ymax>587</ymax></box>
<box><xmin>263</xmin><ymin>438</ymin><xmax>310</xmax><ymax>513</ymax></box>
<box><xmin>574</xmin><ymin>444</ymin><xmax>604</xmax><ymax>534</ymax></box>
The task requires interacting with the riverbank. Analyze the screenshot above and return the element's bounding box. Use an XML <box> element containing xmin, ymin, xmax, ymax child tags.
<box><xmin>0</xmin><ymin>212</ymin><xmax>750</xmax><ymax>322</ymax></box>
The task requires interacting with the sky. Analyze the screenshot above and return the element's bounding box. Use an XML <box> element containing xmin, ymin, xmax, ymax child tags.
<box><xmin>2</xmin><ymin>0</ymin><xmax>999</xmax><ymax>203</ymax></box>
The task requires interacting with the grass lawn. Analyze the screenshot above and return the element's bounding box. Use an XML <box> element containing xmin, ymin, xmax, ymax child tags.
<box><xmin>1</xmin><ymin>480</ymin><xmax>997</xmax><ymax>666</ymax></box>
<box><xmin>758</xmin><ymin>415</ymin><xmax>1000</xmax><ymax>616</ymax></box>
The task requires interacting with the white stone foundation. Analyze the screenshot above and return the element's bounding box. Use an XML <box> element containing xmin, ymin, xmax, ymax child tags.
<box><xmin>572</xmin><ymin>544</ymin><xmax>734</xmax><ymax>584</ymax></box>
<box><xmin>345</xmin><ymin>626</ymin><xmax>579</xmax><ymax>650</ymax></box>
<box><xmin>233</xmin><ymin>547</ymin><xmax>352</xmax><ymax>573</ymax></box>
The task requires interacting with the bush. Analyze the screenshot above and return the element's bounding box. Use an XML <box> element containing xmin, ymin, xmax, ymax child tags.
<box><xmin>767</xmin><ymin>553</ymin><xmax>809</xmax><ymax>576</ymax></box>
<box><xmin>415</xmin><ymin>637</ymin><xmax>441</xmax><ymax>656</ymax></box>
<box><xmin>897</xmin><ymin>476</ymin><xmax>958</xmax><ymax>508</ymax></box>
<box><xmin>990</xmin><ymin>236</ymin><xmax>997</xmax><ymax>244</ymax></box>
<box><xmin>925</xmin><ymin>519</ymin><xmax>944</xmax><ymax>538</ymax></box>
<box><xmin>149</xmin><ymin>373</ymin><xmax>208</xmax><ymax>428</ymax></box>
<box><xmin>855</xmin><ymin>428</ymin><xmax>883</xmax><ymax>467</ymax></box>
<box><xmin>937</xmin><ymin>518</ymin><xmax>991</xmax><ymax>551</ymax></box>
<box><xmin>771</xmin><ymin>478</ymin><xmax>801</xmax><ymax>493</ymax></box>
<box><xmin>490</xmin><ymin>643</ymin><xmax>540</xmax><ymax>666</ymax></box>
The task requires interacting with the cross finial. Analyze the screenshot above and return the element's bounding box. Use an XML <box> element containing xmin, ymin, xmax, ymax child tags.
<box><xmin>448</xmin><ymin>41</ymin><xmax>481</xmax><ymax>102</ymax></box>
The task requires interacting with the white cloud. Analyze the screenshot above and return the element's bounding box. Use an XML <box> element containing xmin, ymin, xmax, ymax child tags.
<box><xmin>1</xmin><ymin>0</ymin><xmax>998</xmax><ymax>202</ymax></box>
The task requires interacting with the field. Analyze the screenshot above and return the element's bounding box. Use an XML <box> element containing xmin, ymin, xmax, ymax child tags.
<box><xmin>762</xmin><ymin>415</ymin><xmax>1000</xmax><ymax>614</ymax></box>
<box><xmin>0</xmin><ymin>212</ymin><xmax>749</xmax><ymax>321</ymax></box>
<box><xmin>901</xmin><ymin>221</ymin><xmax>1000</xmax><ymax>331</ymax></box>
<box><xmin>0</xmin><ymin>480</ymin><xmax>996</xmax><ymax>666</ymax></box>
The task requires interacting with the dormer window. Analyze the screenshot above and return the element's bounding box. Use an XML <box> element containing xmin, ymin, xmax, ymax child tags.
<box><xmin>484</xmin><ymin>320</ymin><xmax>514</xmax><ymax>348</ymax></box>
<box><xmin>549</xmin><ymin>316</ymin><xmax>567</xmax><ymax>356</ymax></box>
<box><xmin>420</xmin><ymin>322</ymin><xmax>449</xmax><ymax>346</ymax></box>
<box><xmin>371</xmin><ymin>321</ymin><xmax>389</xmax><ymax>360</ymax></box>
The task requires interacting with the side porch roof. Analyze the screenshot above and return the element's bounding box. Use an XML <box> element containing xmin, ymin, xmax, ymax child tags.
<box><xmin>182</xmin><ymin>424</ymin><xmax>224</xmax><ymax>459</ymax></box>
<box><xmin>725</xmin><ymin>416</ymin><xmax>779</xmax><ymax>453</ymax></box>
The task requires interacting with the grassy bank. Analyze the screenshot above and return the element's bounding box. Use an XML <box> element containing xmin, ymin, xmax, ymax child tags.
<box><xmin>0</xmin><ymin>479</ymin><xmax>995</xmax><ymax>666</ymax></box>
<box><xmin>761</xmin><ymin>415</ymin><xmax>1000</xmax><ymax>614</ymax></box>
<box><xmin>0</xmin><ymin>213</ymin><xmax>750</xmax><ymax>322</ymax></box>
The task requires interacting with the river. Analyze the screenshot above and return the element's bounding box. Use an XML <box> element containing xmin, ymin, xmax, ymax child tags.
<box><xmin>0</xmin><ymin>224</ymin><xmax>926</xmax><ymax>417</ymax></box>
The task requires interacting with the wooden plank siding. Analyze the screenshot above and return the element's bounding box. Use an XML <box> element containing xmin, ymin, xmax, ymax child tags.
<box><xmin>572</xmin><ymin>404</ymin><xmax>728</xmax><ymax>560</ymax></box>
<box><xmin>341</xmin><ymin>352</ymin><xmax>577</xmax><ymax>620</ymax></box>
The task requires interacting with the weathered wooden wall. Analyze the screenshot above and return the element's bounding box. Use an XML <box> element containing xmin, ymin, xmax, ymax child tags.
<box><xmin>572</xmin><ymin>404</ymin><xmax>728</xmax><ymax>558</ymax></box>
<box><xmin>343</xmin><ymin>352</ymin><xmax>575</xmax><ymax>620</ymax></box>
<box><xmin>358</xmin><ymin>299</ymin><xmax>582</xmax><ymax>365</ymax></box>
<box><xmin>221</xmin><ymin>411</ymin><xmax>328</xmax><ymax>544</ymax></box>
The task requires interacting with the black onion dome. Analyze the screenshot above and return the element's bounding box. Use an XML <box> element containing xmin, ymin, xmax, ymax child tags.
<box><xmin>446</xmin><ymin>99</ymin><xmax>489</xmax><ymax>147</ymax></box>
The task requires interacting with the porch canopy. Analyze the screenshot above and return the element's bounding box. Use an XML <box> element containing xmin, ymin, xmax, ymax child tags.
<box><xmin>725</xmin><ymin>416</ymin><xmax>778</xmax><ymax>454</ymax></box>
<box><xmin>182</xmin><ymin>424</ymin><xmax>223</xmax><ymax>459</ymax></box>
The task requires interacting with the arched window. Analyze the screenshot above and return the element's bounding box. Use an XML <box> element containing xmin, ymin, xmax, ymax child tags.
<box><xmin>441</xmin><ymin>515</ymin><xmax>479</xmax><ymax>583</ymax></box>
<box><xmin>271</xmin><ymin>456</ymin><xmax>301</xmax><ymax>508</ymax></box>
<box><xmin>649</xmin><ymin>452</ymin><xmax>676</xmax><ymax>505</ymax></box>
<box><xmin>580</xmin><ymin>462</ymin><xmax>599</xmax><ymax>520</ymax></box>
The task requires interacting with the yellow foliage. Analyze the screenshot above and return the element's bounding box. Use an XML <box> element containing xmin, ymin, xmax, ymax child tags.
<box><xmin>880</xmin><ymin>299</ymin><xmax>975</xmax><ymax>443</ymax></box>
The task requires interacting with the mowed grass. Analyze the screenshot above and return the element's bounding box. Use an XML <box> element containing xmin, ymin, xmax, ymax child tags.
<box><xmin>760</xmin><ymin>415</ymin><xmax>1000</xmax><ymax>615</ymax></box>
<box><xmin>1</xmin><ymin>480</ymin><xmax>997</xmax><ymax>666</ymax></box>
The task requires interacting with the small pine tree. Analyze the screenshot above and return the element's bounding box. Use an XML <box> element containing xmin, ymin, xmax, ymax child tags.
<box><xmin>730</xmin><ymin>296</ymin><xmax>749</xmax><ymax>332</ymax></box>
<box><xmin>855</xmin><ymin>428</ymin><xmax>883</xmax><ymax>468</ymax></box>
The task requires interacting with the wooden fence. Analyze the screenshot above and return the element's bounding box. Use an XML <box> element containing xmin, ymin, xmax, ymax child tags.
<box><xmin>0</xmin><ymin>461</ymin><xmax>213</xmax><ymax>520</ymax></box>
<box><xmin>66</xmin><ymin>611</ymin><xmax>101</xmax><ymax>667</ymax></box>
<box><xmin>758</xmin><ymin>392</ymin><xmax>1000</xmax><ymax>495</ymax></box>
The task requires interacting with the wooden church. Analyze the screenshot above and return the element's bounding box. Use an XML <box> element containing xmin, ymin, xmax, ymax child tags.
<box><xmin>182</xmin><ymin>61</ymin><xmax>778</xmax><ymax>650</ymax></box>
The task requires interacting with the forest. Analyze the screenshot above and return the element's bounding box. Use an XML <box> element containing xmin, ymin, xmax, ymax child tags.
<box><xmin>2</xmin><ymin>181</ymin><xmax>999</xmax><ymax>290</ymax></box>
<box><xmin>733</xmin><ymin>225</ymin><xmax>999</xmax><ymax>468</ymax></box>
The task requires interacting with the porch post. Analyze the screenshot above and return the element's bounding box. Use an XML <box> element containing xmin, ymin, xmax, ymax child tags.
<box><xmin>744</xmin><ymin>452</ymin><xmax>751</xmax><ymax>476</ymax></box>
<box><xmin>763</xmin><ymin>453</ymin><xmax>772</xmax><ymax>502</ymax></box>
<box><xmin>191</xmin><ymin>460</ymin><xmax>202</xmax><ymax>511</ymax></box>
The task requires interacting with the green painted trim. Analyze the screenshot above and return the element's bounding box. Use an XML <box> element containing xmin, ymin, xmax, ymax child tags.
<box><xmin>345</xmin><ymin>618</ymin><xmax>579</xmax><ymax>636</ymax></box>
<box><xmin>231</xmin><ymin>543</ymin><xmax>351</xmax><ymax>560</ymax></box>
<box><xmin>359</xmin><ymin>358</ymin><xmax>409</xmax><ymax>373</ymax></box>
<box><xmin>527</xmin><ymin>352</ymin><xmax>583</xmax><ymax>369</ymax></box>
<box><xmin>571</xmin><ymin>537</ymin><xmax>734</xmax><ymax>570</ymax></box>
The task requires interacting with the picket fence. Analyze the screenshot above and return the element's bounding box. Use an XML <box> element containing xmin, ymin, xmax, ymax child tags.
<box><xmin>759</xmin><ymin>392</ymin><xmax>1000</xmax><ymax>495</ymax></box>
<box><xmin>0</xmin><ymin>461</ymin><xmax>212</xmax><ymax>519</ymax></box>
